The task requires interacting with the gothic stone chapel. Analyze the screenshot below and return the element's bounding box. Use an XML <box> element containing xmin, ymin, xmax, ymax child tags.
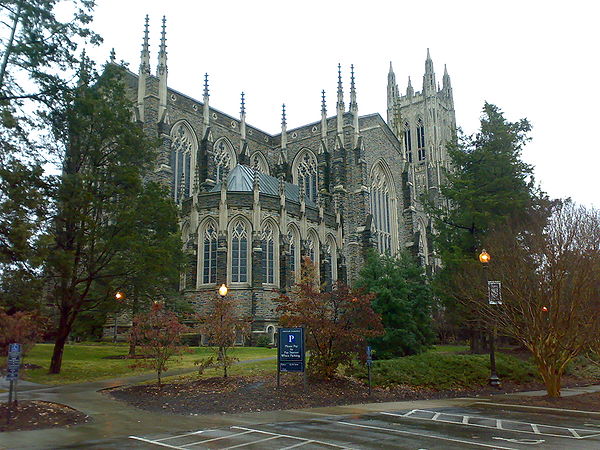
<box><xmin>120</xmin><ymin>16</ymin><xmax>456</xmax><ymax>345</ymax></box>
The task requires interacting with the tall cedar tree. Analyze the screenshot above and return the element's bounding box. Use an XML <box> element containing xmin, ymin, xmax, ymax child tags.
<box><xmin>44</xmin><ymin>62</ymin><xmax>176</xmax><ymax>374</ymax></box>
<box><xmin>277</xmin><ymin>257</ymin><xmax>383</xmax><ymax>379</ymax></box>
<box><xmin>452</xmin><ymin>202</ymin><xmax>600</xmax><ymax>397</ymax></box>
<box><xmin>428</xmin><ymin>103</ymin><xmax>539</xmax><ymax>351</ymax></box>
<box><xmin>129</xmin><ymin>302</ymin><xmax>189</xmax><ymax>385</ymax></box>
<box><xmin>0</xmin><ymin>0</ymin><xmax>100</xmax><ymax>306</ymax></box>
<box><xmin>194</xmin><ymin>293</ymin><xmax>251</xmax><ymax>378</ymax></box>
<box><xmin>356</xmin><ymin>250</ymin><xmax>434</xmax><ymax>358</ymax></box>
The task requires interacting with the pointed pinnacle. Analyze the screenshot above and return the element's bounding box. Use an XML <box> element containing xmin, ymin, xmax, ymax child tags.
<box><xmin>426</xmin><ymin>48</ymin><xmax>431</xmax><ymax>60</ymax></box>
<box><xmin>321</xmin><ymin>90</ymin><xmax>327</xmax><ymax>114</ymax></box>
<box><xmin>159</xmin><ymin>16</ymin><xmax>167</xmax><ymax>53</ymax></box>
<box><xmin>337</xmin><ymin>63</ymin><xmax>342</xmax><ymax>91</ymax></box>
<box><xmin>281</xmin><ymin>103</ymin><xmax>286</xmax><ymax>126</ymax></box>
<box><xmin>203</xmin><ymin>73</ymin><xmax>209</xmax><ymax>97</ymax></box>
<box><xmin>240</xmin><ymin>92</ymin><xmax>245</xmax><ymax>115</ymax></box>
<box><xmin>389</xmin><ymin>61</ymin><xmax>394</xmax><ymax>73</ymax></box>
<box><xmin>143</xmin><ymin>15</ymin><xmax>150</xmax><ymax>49</ymax></box>
<box><xmin>408</xmin><ymin>76</ymin><xmax>412</xmax><ymax>87</ymax></box>
<box><xmin>444</xmin><ymin>64</ymin><xmax>448</xmax><ymax>76</ymax></box>
<box><xmin>350</xmin><ymin>64</ymin><xmax>355</xmax><ymax>91</ymax></box>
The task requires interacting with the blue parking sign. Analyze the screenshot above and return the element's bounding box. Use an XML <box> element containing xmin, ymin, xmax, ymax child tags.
<box><xmin>278</xmin><ymin>328</ymin><xmax>305</xmax><ymax>372</ymax></box>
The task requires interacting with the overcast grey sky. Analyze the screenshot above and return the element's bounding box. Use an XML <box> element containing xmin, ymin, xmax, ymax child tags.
<box><xmin>89</xmin><ymin>0</ymin><xmax>599</xmax><ymax>207</ymax></box>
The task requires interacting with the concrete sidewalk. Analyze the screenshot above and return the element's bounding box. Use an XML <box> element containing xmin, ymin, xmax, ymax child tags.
<box><xmin>2</xmin><ymin>370</ymin><xmax>599</xmax><ymax>449</ymax></box>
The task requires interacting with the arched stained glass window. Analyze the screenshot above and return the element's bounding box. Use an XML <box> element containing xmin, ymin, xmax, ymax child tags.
<box><xmin>326</xmin><ymin>236</ymin><xmax>338</xmax><ymax>283</ymax></box>
<box><xmin>250</xmin><ymin>152</ymin><xmax>270</xmax><ymax>175</ymax></box>
<box><xmin>371</xmin><ymin>165</ymin><xmax>393</xmax><ymax>254</ymax></box>
<box><xmin>202</xmin><ymin>222</ymin><xmax>217</xmax><ymax>284</ymax></box>
<box><xmin>261</xmin><ymin>222</ymin><xmax>276</xmax><ymax>284</ymax></box>
<box><xmin>214</xmin><ymin>139</ymin><xmax>236</xmax><ymax>183</ymax></box>
<box><xmin>293</xmin><ymin>150</ymin><xmax>318</xmax><ymax>203</ymax></box>
<box><xmin>230</xmin><ymin>220</ymin><xmax>248</xmax><ymax>283</ymax></box>
<box><xmin>170</xmin><ymin>122</ymin><xmax>196</xmax><ymax>203</ymax></box>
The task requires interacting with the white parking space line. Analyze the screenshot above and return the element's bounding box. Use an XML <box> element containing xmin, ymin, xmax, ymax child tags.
<box><xmin>336</xmin><ymin>420</ymin><xmax>517</xmax><ymax>449</ymax></box>
<box><xmin>280</xmin><ymin>440</ymin><xmax>316</xmax><ymax>449</ymax></box>
<box><xmin>180</xmin><ymin>430</ymin><xmax>254</xmax><ymax>447</ymax></box>
<box><xmin>231</xmin><ymin>426</ymin><xmax>351</xmax><ymax>449</ymax></box>
<box><xmin>129</xmin><ymin>436</ymin><xmax>184</xmax><ymax>449</ymax></box>
<box><xmin>156</xmin><ymin>431</ymin><xmax>208</xmax><ymax>442</ymax></box>
<box><xmin>224</xmin><ymin>434</ymin><xmax>281</xmax><ymax>449</ymax></box>
<box><xmin>382</xmin><ymin>409</ymin><xmax>600</xmax><ymax>440</ymax></box>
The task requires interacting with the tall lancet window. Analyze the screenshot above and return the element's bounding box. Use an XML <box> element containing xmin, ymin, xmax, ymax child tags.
<box><xmin>261</xmin><ymin>222</ymin><xmax>276</xmax><ymax>285</ymax></box>
<box><xmin>170</xmin><ymin>122</ymin><xmax>196</xmax><ymax>203</ymax></box>
<box><xmin>370</xmin><ymin>164</ymin><xmax>393</xmax><ymax>254</ymax></box>
<box><xmin>306</xmin><ymin>230</ymin><xmax>320</xmax><ymax>280</ymax></box>
<box><xmin>288</xmin><ymin>225</ymin><xmax>300</xmax><ymax>282</ymax></box>
<box><xmin>293</xmin><ymin>150</ymin><xmax>318</xmax><ymax>203</ymax></box>
<box><xmin>214</xmin><ymin>138</ymin><xmax>236</xmax><ymax>183</ymax></box>
<box><xmin>326</xmin><ymin>235</ymin><xmax>338</xmax><ymax>284</ymax></box>
<box><xmin>403</xmin><ymin>122</ymin><xmax>412</xmax><ymax>163</ymax></box>
<box><xmin>416</xmin><ymin>118</ymin><xmax>426</xmax><ymax>161</ymax></box>
<box><xmin>230</xmin><ymin>219</ymin><xmax>249</xmax><ymax>283</ymax></box>
<box><xmin>250</xmin><ymin>152</ymin><xmax>270</xmax><ymax>175</ymax></box>
<box><xmin>202</xmin><ymin>221</ymin><xmax>217</xmax><ymax>284</ymax></box>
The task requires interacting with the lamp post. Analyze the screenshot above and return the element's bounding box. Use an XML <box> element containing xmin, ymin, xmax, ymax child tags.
<box><xmin>479</xmin><ymin>249</ymin><xmax>500</xmax><ymax>387</ymax></box>
<box><xmin>114</xmin><ymin>291</ymin><xmax>125</xmax><ymax>343</ymax></box>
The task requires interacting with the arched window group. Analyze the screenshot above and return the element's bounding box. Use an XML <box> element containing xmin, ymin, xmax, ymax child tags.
<box><xmin>403</xmin><ymin>121</ymin><xmax>412</xmax><ymax>163</ymax></box>
<box><xmin>250</xmin><ymin>152</ymin><xmax>270</xmax><ymax>175</ymax></box>
<box><xmin>170</xmin><ymin>122</ymin><xmax>196</xmax><ymax>203</ymax></box>
<box><xmin>214</xmin><ymin>138</ymin><xmax>236</xmax><ymax>183</ymax></box>
<box><xmin>230</xmin><ymin>219</ymin><xmax>248</xmax><ymax>283</ymax></box>
<box><xmin>202</xmin><ymin>222</ymin><xmax>217</xmax><ymax>284</ymax></box>
<box><xmin>262</xmin><ymin>222</ymin><xmax>276</xmax><ymax>284</ymax></box>
<box><xmin>293</xmin><ymin>150</ymin><xmax>318</xmax><ymax>203</ymax></box>
<box><xmin>371</xmin><ymin>164</ymin><xmax>395</xmax><ymax>254</ymax></box>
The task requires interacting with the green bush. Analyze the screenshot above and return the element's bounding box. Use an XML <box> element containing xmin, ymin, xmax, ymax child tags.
<box><xmin>348</xmin><ymin>352</ymin><xmax>538</xmax><ymax>390</ymax></box>
<box><xmin>255</xmin><ymin>335</ymin><xmax>271</xmax><ymax>348</ymax></box>
<box><xmin>180</xmin><ymin>333</ymin><xmax>201</xmax><ymax>346</ymax></box>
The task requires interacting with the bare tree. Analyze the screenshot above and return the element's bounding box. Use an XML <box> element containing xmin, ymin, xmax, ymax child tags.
<box><xmin>455</xmin><ymin>202</ymin><xmax>600</xmax><ymax>397</ymax></box>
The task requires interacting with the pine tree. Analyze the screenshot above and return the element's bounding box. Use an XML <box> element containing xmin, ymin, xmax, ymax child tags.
<box><xmin>356</xmin><ymin>250</ymin><xmax>434</xmax><ymax>358</ymax></box>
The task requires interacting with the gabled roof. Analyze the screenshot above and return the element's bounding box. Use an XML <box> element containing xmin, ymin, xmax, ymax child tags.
<box><xmin>211</xmin><ymin>165</ymin><xmax>316</xmax><ymax>207</ymax></box>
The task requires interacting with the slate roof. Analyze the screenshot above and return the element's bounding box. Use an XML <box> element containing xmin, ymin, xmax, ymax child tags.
<box><xmin>211</xmin><ymin>165</ymin><xmax>316</xmax><ymax>207</ymax></box>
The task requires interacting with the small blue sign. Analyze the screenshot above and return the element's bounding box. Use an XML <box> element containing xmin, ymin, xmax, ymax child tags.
<box><xmin>278</xmin><ymin>328</ymin><xmax>305</xmax><ymax>373</ymax></box>
<box><xmin>6</xmin><ymin>343</ymin><xmax>22</xmax><ymax>381</ymax></box>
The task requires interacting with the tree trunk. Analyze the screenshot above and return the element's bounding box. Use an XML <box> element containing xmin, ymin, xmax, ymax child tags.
<box><xmin>49</xmin><ymin>312</ymin><xmax>72</xmax><ymax>374</ymax></box>
<box><xmin>157</xmin><ymin>367</ymin><xmax>161</xmax><ymax>386</ymax></box>
<box><xmin>539</xmin><ymin>364</ymin><xmax>562</xmax><ymax>397</ymax></box>
<box><xmin>222</xmin><ymin>348</ymin><xmax>227</xmax><ymax>378</ymax></box>
<box><xmin>0</xmin><ymin>0</ymin><xmax>24</xmax><ymax>89</ymax></box>
<box><xmin>128</xmin><ymin>294</ymin><xmax>138</xmax><ymax>357</ymax></box>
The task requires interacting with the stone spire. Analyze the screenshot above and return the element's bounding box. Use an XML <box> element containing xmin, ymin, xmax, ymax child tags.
<box><xmin>239</xmin><ymin>92</ymin><xmax>247</xmax><ymax>153</ymax></box>
<box><xmin>281</xmin><ymin>103</ymin><xmax>287</xmax><ymax>149</ymax></box>
<box><xmin>203</xmin><ymin>73</ymin><xmax>210</xmax><ymax>128</ymax></box>
<box><xmin>423</xmin><ymin>48</ymin><xmax>436</xmax><ymax>95</ymax></box>
<box><xmin>136</xmin><ymin>15</ymin><xmax>150</xmax><ymax>122</ymax></box>
<box><xmin>406</xmin><ymin>76</ymin><xmax>414</xmax><ymax>97</ymax></box>
<box><xmin>350</xmin><ymin>65</ymin><xmax>359</xmax><ymax>147</ymax></box>
<box><xmin>336</xmin><ymin>63</ymin><xmax>344</xmax><ymax>136</ymax></box>
<box><xmin>443</xmin><ymin>64</ymin><xmax>451</xmax><ymax>90</ymax></box>
<box><xmin>321</xmin><ymin>90</ymin><xmax>327</xmax><ymax>139</ymax></box>
<box><xmin>157</xmin><ymin>16</ymin><xmax>168</xmax><ymax>122</ymax></box>
<box><xmin>139</xmin><ymin>15</ymin><xmax>150</xmax><ymax>74</ymax></box>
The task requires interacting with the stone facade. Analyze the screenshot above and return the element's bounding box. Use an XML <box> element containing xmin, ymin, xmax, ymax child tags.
<box><xmin>115</xmin><ymin>17</ymin><xmax>456</xmax><ymax>343</ymax></box>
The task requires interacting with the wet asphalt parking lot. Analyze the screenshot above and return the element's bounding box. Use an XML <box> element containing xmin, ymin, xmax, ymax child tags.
<box><xmin>75</xmin><ymin>402</ymin><xmax>600</xmax><ymax>449</ymax></box>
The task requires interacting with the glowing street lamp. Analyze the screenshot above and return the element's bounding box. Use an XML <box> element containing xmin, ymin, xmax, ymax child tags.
<box><xmin>218</xmin><ymin>284</ymin><xmax>228</xmax><ymax>298</ymax></box>
<box><xmin>113</xmin><ymin>291</ymin><xmax>125</xmax><ymax>343</ymax></box>
<box><xmin>479</xmin><ymin>249</ymin><xmax>500</xmax><ymax>388</ymax></box>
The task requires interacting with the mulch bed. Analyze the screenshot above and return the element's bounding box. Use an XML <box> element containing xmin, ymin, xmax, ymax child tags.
<box><xmin>495</xmin><ymin>391</ymin><xmax>600</xmax><ymax>412</ymax></box>
<box><xmin>105</xmin><ymin>374</ymin><xmax>592</xmax><ymax>416</ymax></box>
<box><xmin>0</xmin><ymin>401</ymin><xmax>88</xmax><ymax>432</ymax></box>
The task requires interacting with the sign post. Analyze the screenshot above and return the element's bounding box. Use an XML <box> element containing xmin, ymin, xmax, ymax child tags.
<box><xmin>366</xmin><ymin>345</ymin><xmax>372</xmax><ymax>396</ymax></box>
<box><xmin>6</xmin><ymin>343</ymin><xmax>22</xmax><ymax>426</ymax></box>
<box><xmin>277</xmin><ymin>328</ymin><xmax>305</xmax><ymax>389</ymax></box>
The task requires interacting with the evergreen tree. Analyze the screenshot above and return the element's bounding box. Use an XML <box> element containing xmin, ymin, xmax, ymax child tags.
<box><xmin>44</xmin><ymin>62</ymin><xmax>181</xmax><ymax>373</ymax></box>
<box><xmin>428</xmin><ymin>103</ymin><xmax>541</xmax><ymax>350</ymax></box>
<box><xmin>356</xmin><ymin>250</ymin><xmax>434</xmax><ymax>359</ymax></box>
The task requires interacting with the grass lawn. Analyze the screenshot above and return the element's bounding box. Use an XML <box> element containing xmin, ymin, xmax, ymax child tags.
<box><xmin>430</xmin><ymin>344</ymin><xmax>469</xmax><ymax>354</ymax></box>
<box><xmin>22</xmin><ymin>344</ymin><xmax>276</xmax><ymax>385</ymax></box>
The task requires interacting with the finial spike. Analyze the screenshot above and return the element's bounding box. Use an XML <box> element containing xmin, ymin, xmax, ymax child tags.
<box><xmin>337</xmin><ymin>63</ymin><xmax>342</xmax><ymax>91</ymax></box>
<box><xmin>321</xmin><ymin>90</ymin><xmax>326</xmax><ymax>114</ymax></box>
<box><xmin>240</xmin><ymin>92</ymin><xmax>245</xmax><ymax>115</ymax></box>
<box><xmin>203</xmin><ymin>73</ymin><xmax>209</xmax><ymax>97</ymax></box>
<box><xmin>281</xmin><ymin>103</ymin><xmax>286</xmax><ymax>126</ymax></box>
